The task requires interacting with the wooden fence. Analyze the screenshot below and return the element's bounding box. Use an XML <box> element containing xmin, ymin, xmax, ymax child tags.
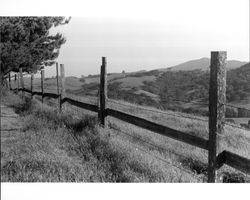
<box><xmin>6</xmin><ymin>51</ymin><xmax>250</xmax><ymax>182</ymax></box>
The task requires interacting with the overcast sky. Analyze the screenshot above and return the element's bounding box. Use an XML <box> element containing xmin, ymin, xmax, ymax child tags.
<box><xmin>1</xmin><ymin>0</ymin><xmax>249</xmax><ymax>77</ymax></box>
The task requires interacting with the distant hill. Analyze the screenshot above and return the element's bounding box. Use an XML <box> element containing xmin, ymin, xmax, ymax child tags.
<box><xmin>159</xmin><ymin>58</ymin><xmax>247</xmax><ymax>71</ymax></box>
<box><xmin>79</xmin><ymin>58</ymin><xmax>247</xmax><ymax>82</ymax></box>
<box><xmin>76</xmin><ymin>59</ymin><xmax>249</xmax><ymax>100</ymax></box>
<box><xmin>22</xmin><ymin>59</ymin><xmax>249</xmax><ymax>117</ymax></box>
<box><xmin>155</xmin><ymin>63</ymin><xmax>250</xmax><ymax>112</ymax></box>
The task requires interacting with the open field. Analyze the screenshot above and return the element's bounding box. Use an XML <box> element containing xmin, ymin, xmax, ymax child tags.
<box><xmin>1</xmin><ymin>89</ymin><xmax>250</xmax><ymax>182</ymax></box>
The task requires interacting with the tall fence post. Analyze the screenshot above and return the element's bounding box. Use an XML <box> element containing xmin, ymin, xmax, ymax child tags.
<box><xmin>14</xmin><ymin>74</ymin><xmax>17</xmax><ymax>91</ymax></box>
<box><xmin>31</xmin><ymin>73</ymin><xmax>34</xmax><ymax>99</ymax></box>
<box><xmin>41</xmin><ymin>68</ymin><xmax>44</xmax><ymax>103</ymax></box>
<box><xmin>208</xmin><ymin>51</ymin><xmax>227</xmax><ymax>183</ymax></box>
<box><xmin>4</xmin><ymin>77</ymin><xmax>8</xmax><ymax>89</ymax></box>
<box><xmin>8</xmin><ymin>73</ymin><xmax>11</xmax><ymax>90</ymax></box>
<box><xmin>99</xmin><ymin>57</ymin><xmax>107</xmax><ymax>126</ymax></box>
<box><xmin>19</xmin><ymin>67</ymin><xmax>24</xmax><ymax>98</ymax></box>
<box><xmin>17</xmin><ymin>71</ymin><xmax>20</xmax><ymax>92</ymax></box>
<box><xmin>56</xmin><ymin>62</ymin><xmax>60</xmax><ymax>108</ymax></box>
<box><xmin>60</xmin><ymin>64</ymin><xmax>65</xmax><ymax>112</ymax></box>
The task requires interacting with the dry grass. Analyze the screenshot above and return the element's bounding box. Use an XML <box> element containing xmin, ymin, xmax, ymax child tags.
<box><xmin>1</xmin><ymin>90</ymin><xmax>249</xmax><ymax>182</ymax></box>
<box><xmin>1</xmin><ymin>92</ymin><xmax>169</xmax><ymax>182</ymax></box>
<box><xmin>106</xmin><ymin>99</ymin><xmax>250</xmax><ymax>182</ymax></box>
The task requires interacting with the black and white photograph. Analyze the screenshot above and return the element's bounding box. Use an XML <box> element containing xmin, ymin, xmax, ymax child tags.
<box><xmin>0</xmin><ymin>0</ymin><xmax>249</xmax><ymax>199</ymax></box>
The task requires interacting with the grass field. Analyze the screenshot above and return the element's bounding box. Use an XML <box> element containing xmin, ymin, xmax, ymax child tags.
<box><xmin>1</xmin><ymin>89</ymin><xmax>250</xmax><ymax>182</ymax></box>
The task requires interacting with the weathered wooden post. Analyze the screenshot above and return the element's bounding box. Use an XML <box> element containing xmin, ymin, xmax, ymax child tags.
<box><xmin>31</xmin><ymin>73</ymin><xmax>34</xmax><ymax>99</ymax></box>
<box><xmin>17</xmin><ymin>71</ymin><xmax>20</xmax><ymax>92</ymax></box>
<box><xmin>208</xmin><ymin>51</ymin><xmax>227</xmax><ymax>183</ymax></box>
<box><xmin>60</xmin><ymin>64</ymin><xmax>65</xmax><ymax>112</ymax></box>
<box><xmin>41</xmin><ymin>68</ymin><xmax>44</xmax><ymax>103</ymax></box>
<box><xmin>8</xmin><ymin>73</ymin><xmax>11</xmax><ymax>90</ymax></box>
<box><xmin>19</xmin><ymin>67</ymin><xmax>24</xmax><ymax>98</ymax></box>
<box><xmin>3</xmin><ymin>76</ymin><xmax>8</xmax><ymax>89</ymax></box>
<box><xmin>14</xmin><ymin>74</ymin><xmax>17</xmax><ymax>91</ymax></box>
<box><xmin>56</xmin><ymin>62</ymin><xmax>60</xmax><ymax>108</ymax></box>
<box><xmin>99</xmin><ymin>57</ymin><xmax>107</xmax><ymax>126</ymax></box>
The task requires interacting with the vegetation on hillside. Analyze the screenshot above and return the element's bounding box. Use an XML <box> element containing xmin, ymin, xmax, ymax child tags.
<box><xmin>108</xmin><ymin>82</ymin><xmax>158</xmax><ymax>107</ymax></box>
<box><xmin>156</xmin><ymin>63</ymin><xmax>250</xmax><ymax>104</ymax></box>
<box><xmin>76</xmin><ymin>63</ymin><xmax>248</xmax><ymax>118</ymax></box>
<box><xmin>226</xmin><ymin>63</ymin><xmax>250</xmax><ymax>102</ymax></box>
<box><xmin>65</xmin><ymin>63</ymin><xmax>250</xmax><ymax>118</ymax></box>
<box><xmin>139</xmin><ymin>63</ymin><xmax>250</xmax><ymax>117</ymax></box>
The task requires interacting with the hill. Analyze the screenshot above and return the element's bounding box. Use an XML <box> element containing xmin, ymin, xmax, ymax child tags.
<box><xmin>80</xmin><ymin>58</ymin><xmax>247</xmax><ymax>93</ymax></box>
<box><xmin>156</xmin><ymin>63</ymin><xmax>250</xmax><ymax>104</ymax></box>
<box><xmin>20</xmin><ymin>59</ymin><xmax>249</xmax><ymax>118</ymax></box>
<box><xmin>159</xmin><ymin>58</ymin><xmax>247</xmax><ymax>71</ymax></box>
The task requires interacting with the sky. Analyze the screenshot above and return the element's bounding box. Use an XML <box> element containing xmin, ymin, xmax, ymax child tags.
<box><xmin>1</xmin><ymin>0</ymin><xmax>249</xmax><ymax>77</ymax></box>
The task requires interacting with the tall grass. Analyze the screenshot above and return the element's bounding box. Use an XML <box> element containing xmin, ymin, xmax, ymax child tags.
<box><xmin>1</xmin><ymin>92</ymin><xmax>167</xmax><ymax>182</ymax></box>
<box><xmin>1</xmin><ymin>91</ymin><xmax>249</xmax><ymax>182</ymax></box>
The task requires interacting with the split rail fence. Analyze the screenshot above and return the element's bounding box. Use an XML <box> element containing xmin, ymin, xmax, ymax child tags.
<box><xmin>5</xmin><ymin>51</ymin><xmax>250</xmax><ymax>182</ymax></box>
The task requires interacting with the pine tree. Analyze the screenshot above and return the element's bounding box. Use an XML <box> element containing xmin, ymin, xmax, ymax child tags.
<box><xmin>0</xmin><ymin>17</ymin><xmax>70</xmax><ymax>82</ymax></box>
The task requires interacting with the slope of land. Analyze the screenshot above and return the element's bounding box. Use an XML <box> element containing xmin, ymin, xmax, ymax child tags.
<box><xmin>158</xmin><ymin>58</ymin><xmax>247</xmax><ymax>71</ymax></box>
<box><xmin>0</xmin><ymin>91</ymin><xmax>199</xmax><ymax>182</ymax></box>
<box><xmin>1</xmin><ymin>90</ymin><xmax>250</xmax><ymax>182</ymax></box>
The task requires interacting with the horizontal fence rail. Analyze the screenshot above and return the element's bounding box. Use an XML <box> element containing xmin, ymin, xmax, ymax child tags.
<box><xmin>32</xmin><ymin>91</ymin><xmax>43</xmax><ymax>96</ymax></box>
<box><xmin>216</xmin><ymin>151</ymin><xmax>250</xmax><ymax>175</ymax></box>
<box><xmin>22</xmin><ymin>88</ymin><xmax>32</xmax><ymax>94</ymax></box>
<box><xmin>43</xmin><ymin>92</ymin><xmax>60</xmax><ymax>99</ymax></box>
<box><xmin>107</xmin><ymin>108</ymin><xmax>209</xmax><ymax>150</ymax></box>
<box><xmin>62</xmin><ymin>97</ymin><xmax>99</xmax><ymax>113</ymax></box>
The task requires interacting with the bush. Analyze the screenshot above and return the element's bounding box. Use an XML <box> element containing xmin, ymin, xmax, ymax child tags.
<box><xmin>226</xmin><ymin>107</ymin><xmax>238</xmax><ymax>118</ymax></box>
<box><xmin>79</xmin><ymin>78</ymin><xmax>85</xmax><ymax>83</ymax></box>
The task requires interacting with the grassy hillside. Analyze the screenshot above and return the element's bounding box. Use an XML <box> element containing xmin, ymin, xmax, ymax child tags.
<box><xmin>1</xmin><ymin>91</ymin><xmax>169</xmax><ymax>182</ymax></box>
<box><xmin>1</xmin><ymin>89</ymin><xmax>250</xmax><ymax>182</ymax></box>
<box><xmin>155</xmin><ymin>63</ymin><xmax>250</xmax><ymax>116</ymax></box>
<box><xmin>158</xmin><ymin>58</ymin><xmax>247</xmax><ymax>71</ymax></box>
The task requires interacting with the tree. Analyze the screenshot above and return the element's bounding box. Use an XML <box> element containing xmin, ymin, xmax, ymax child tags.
<box><xmin>0</xmin><ymin>17</ymin><xmax>70</xmax><ymax>82</ymax></box>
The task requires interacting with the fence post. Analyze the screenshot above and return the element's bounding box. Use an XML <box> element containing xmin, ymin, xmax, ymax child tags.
<box><xmin>4</xmin><ymin>77</ymin><xmax>8</xmax><ymax>89</ymax></box>
<box><xmin>99</xmin><ymin>57</ymin><xmax>107</xmax><ymax>126</ymax></box>
<box><xmin>17</xmin><ymin>71</ymin><xmax>20</xmax><ymax>92</ymax></box>
<box><xmin>14</xmin><ymin>74</ymin><xmax>17</xmax><ymax>91</ymax></box>
<box><xmin>208</xmin><ymin>51</ymin><xmax>227</xmax><ymax>183</ymax></box>
<box><xmin>8</xmin><ymin>73</ymin><xmax>11</xmax><ymax>90</ymax></box>
<box><xmin>56</xmin><ymin>62</ymin><xmax>60</xmax><ymax>108</ymax></box>
<box><xmin>60</xmin><ymin>64</ymin><xmax>65</xmax><ymax>112</ymax></box>
<box><xmin>19</xmin><ymin>67</ymin><xmax>24</xmax><ymax>98</ymax></box>
<box><xmin>41</xmin><ymin>68</ymin><xmax>44</xmax><ymax>103</ymax></box>
<box><xmin>31</xmin><ymin>73</ymin><xmax>34</xmax><ymax>99</ymax></box>
<box><xmin>4</xmin><ymin>74</ymin><xmax>8</xmax><ymax>89</ymax></box>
